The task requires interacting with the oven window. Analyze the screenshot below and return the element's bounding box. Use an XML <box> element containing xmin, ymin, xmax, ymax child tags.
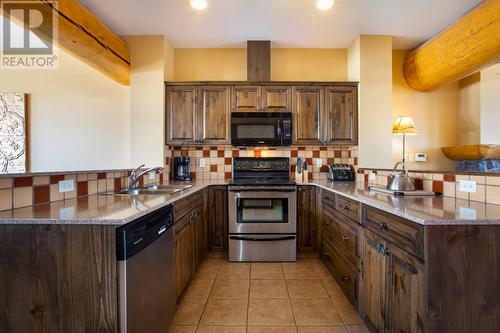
<box><xmin>237</xmin><ymin>198</ymin><xmax>288</xmax><ymax>224</ymax></box>
<box><xmin>236</xmin><ymin>125</ymin><xmax>276</xmax><ymax>139</ymax></box>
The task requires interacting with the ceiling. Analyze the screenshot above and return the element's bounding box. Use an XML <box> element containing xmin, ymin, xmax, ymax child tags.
<box><xmin>80</xmin><ymin>0</ymin><xmax>483</xmax><ymax>49</ymax></box>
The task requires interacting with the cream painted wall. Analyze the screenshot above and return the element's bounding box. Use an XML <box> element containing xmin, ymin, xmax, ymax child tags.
<box><xmin>392</xmin><ymin>50</ymin><xmax>459</xmax><ymax>171</ymax></box>
<box><xmin>480</xmin><ymin>63</ymin><xmax>500</xmax><ymax>144</ymax></box>
<box><xmin>0</xmin><ymin>47</ymin><xmax>130</xmax><ymax>172</ymax></box>
<box><xmin>174</xmin><ymin>48</ymin><xmax>247</xmax><ymax>81</ymax></box>
<box><xmin>126</xmin><ymin>35</ymin><xmax>167</xmax><ymax>167</ymax></box>
<box><xmin>164</xmin><ymin>38</ymin><xmax>175</xmax><ymax>81</ymax></box>
<box><xmin>172</xmin><ymin>48</ymin><xmax>348</xmax><ymax>81</ymax></box>
<box><xmin>458</xmin><ymin>73</ymin><xmax>481</xmax><ymax>145</ymax></box>
<box><xmin>349</xmin><ymin>35</ymin><xmax>394</xmax><ymax>169</ymax></box>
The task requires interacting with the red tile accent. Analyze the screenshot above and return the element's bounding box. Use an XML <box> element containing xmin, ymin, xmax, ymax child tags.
<box><xmin>327</xmin><ymin>158</ymin><xmax>334</xmax><ymax>164</ymax></box>
<box><xmin>225</xmin><ymin>158</ymin><xmax>232</xmax><ymax>165</ymax></box>
<box><xmin>432</xmin><ymin>180</ymin><xmax>443</xmax><ymax>193</ymax></box>
<box><xmin>334</xmin><ymin>151</ymin><xmax>341</xmax><ymax>158</ymax></box>
<box><xmin>210</xmin><ymin>146</ymin><xmax>218</xmax><ymax>150</ymax></box>
<box><xmin>298</xmin><ymin>147</ymin><xmax>306</xmax><ymax>151</ymax></box>
<box><xmin>254</xmin><ymin>150</ymin><xmax>261</xmax><ymax>157</ymax></box>
<box><xmin>77</xmin><ymin>181</ymin><xmax>88</xmax><ymax>196</ymax></box>
<box><xmin>320</xmin><ymin>147</ymin><xmax>327</xmax><ymax>151</ymax></box>
<box><xmin>97</xmin><ymin>173</ymin><xmax>107</xmax><ymax>180</ymax></box>
<box><xmin>306</xmin><ymin>158</ymin><xmax>313</xmax><ymax>165</ymax></box>
<box><xmin>33</xmin><ymin>185</ymin><xmax>50</xmax><ymax>204</ymax></box>
<box><xmin>14</xmin><ymin>176</ymin><xmax>33</xmax><ymax>187</ymax></box>
<box><xmin>225</xmin><ymin>172</ymin><xmax>232</xmax><ymax>180</ymax></box>
<box><xmin>50</xmin><ymin>174</ymin><xmax>65</xmax><ymax>184</ymax></box>
<box><xmin>217</xmin><ymin>150</ymin><xmax>224</xmax><ymax>157</ymax></box>
<box><xmin>190</xmin><ymin>172</ymin><xmax>196</xmax><ymax>180</ymax></box>
<box><xmin>313</xmin><ymin>151</ymin><xmax>320</xmax><ymax>158</ymax></box>
<box><xmin>232</xmin><ymin>150</ymin><xmax>239</xmax><ymax>157</ymax></box>
<box><xmin>210</xmin><ymin>165</ymin><xmax>217</xmax><ymax>172</ymax></box>
<box><xmin>114</xmin><ymin>178</ymin><xmax>122</xmax><ymax>190</ymax></box>
<box><xmin>444</xmin><ymin>174</ymin><xmax>456</xmax><ymax>182</ymax></box>
<box><xmin>291</xmin><ymin>150</ymin><xmax>298</xmax><ymax>158</ymax></box>
<box><xmin>291</xmin><ymin>165</ymin><xmax>296</xmax><ymax>172</ymax></box>
<box><xmin>320</xmin><ymin>165</ymin><xmax>329</xmax><ymax>172</ymax></box>
<box><xmin>364</xmin><ymin>174</ymin><xmax>369</xmax><ymax>183</ymax></box>
<box><xmin>348</xmin><ymin>151</ymin><xmax>352</xmax><ymax>158</ymax></box>
<box><xmin>414</xmin><ymin>178</ymin><xmax>423</xmax><ymax>190</ymax></box>
<box><xmin>203</xmin><ymin>150</ymin><xmax>210</xmax><ymax>157</ymax></box>
<box><xmin>354</xmin><ymin>157</ymin><xmax>358</xmax><ymax>165</ymax></box>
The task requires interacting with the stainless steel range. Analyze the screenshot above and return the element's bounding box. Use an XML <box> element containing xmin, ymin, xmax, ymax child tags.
<box><xmin>228</xmin><ymin>157</ymin><xmax>297</xmax><ymax>262</ymax></box>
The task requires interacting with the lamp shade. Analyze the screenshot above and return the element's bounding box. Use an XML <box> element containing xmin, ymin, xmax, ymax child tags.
<box><xmin>392</xmin><ymin>116</ymin><xmax>418</xmax><ymax>135</ymax></box>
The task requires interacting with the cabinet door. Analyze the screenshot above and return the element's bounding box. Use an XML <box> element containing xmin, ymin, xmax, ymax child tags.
<box><xmin>386</xmin><ymin>243</ymin><xmax>425</xmax><ymax>333</ymax></box>
<box><xmin>193</xmin><ymin>205</ymin><xmax>206</xmax><ymax>268</ymax></box>
<box><xmin>325</xmin><ymin>86</ymin><xmax>358</xmax><ymax>145</ymax></box>
<box><xmin>293</xmin><ymin>86</ymin><xmax>325</xmax><ymax>145</ymax></box>
<box><xmin>261</xmin><ymin>85</ymin><xmax>292</xmax><ymax>112</ymax></box>
<box><xmin>174</xmin><ymin>214</ymin><xmax>195</xmax><ymax>299</ymax></box>
<box><xmin>297</xmin><ymin>186</ymin><xmax>316</xmax><ymax>251</ymax></box>
<box><xmin>232</xmin><ymin>85</ymin><xmax>261</xmax><ymax>112</ymax></box>
<box><xmin>208</xmin><ymin>186</ymin><xmax>228</xmax><ymax>251</ymax></box>
<box><xmin>361</xmin><ymin>228</ymin><xmax>388</xmax><ymax>332</ymax></box>
<box><xmin>166</xmin><ymin>86</ymin><xmax>197</xmax><ymax>145</ymax></box>
<box><xmin>197</xmin><ymin>86</ymin><xmax>230</xmax><ymax>144</ymax></box>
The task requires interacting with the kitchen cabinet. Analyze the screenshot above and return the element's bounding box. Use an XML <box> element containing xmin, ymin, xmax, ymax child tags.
<box><xmin>292</xmin><ymin>86</ymin><xmax>325</xmax><ymax>145</ymax></box>
<box><xmin>261</xmin><ymin>85</ymin><xmax>292</xmax><ymax>111</ymax></box>
<box><xmin>193</xmin><ymin>204</ymin><xmax>206</xmax><ymax>268</ymax></box>
<box><xmin>197</xmin><ymin>85</ymin><xmax>230</xmax><ymax>144</ymax></box>
<box><xmin>325</xmin><ymin>86</ymin><xmax>358</xmax><ymax>145</ymax></box>
<box><xmin>166</xmin><ymin>85</ymin><xmax>230</xmax><ymax>145</ymax></box>
<box><xmin>207</xmin><ymin>186</ymin><xmax>228</xmax><ymax>251</ymax></box>
<box><xmin>297</xmin><ymin>185</ymin><xmax>317</xmax><ymax>251</ymax></box>
<box><xmin>174</xmin><ymin>212</ymin><xmax>195</xmax><ymax>299</ymax></box>
<box><xmin>166</xmin><ymin>85</ymin><xmax>197</xmax><ymax>145</ymax></box>
<box><xmin>231</xmin><ymin>85</ymin><xmax>261</xmax><ymax>112</ymax></box>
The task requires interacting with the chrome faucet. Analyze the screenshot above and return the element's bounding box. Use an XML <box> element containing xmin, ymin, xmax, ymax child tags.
<box><xmin>128</xmin><ymin>164</ymin><xmax>163</xmax><ymax>190</ymax></box>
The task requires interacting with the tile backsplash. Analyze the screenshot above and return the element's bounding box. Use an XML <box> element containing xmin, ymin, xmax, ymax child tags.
<box><xmin>165</xmin><ymin>145</ymin><xmax>359</xmax><ymax>181</ymax></box>
<box><xmin>357</xmin><ymin>168</ymin><xmax>500</xmax><ymax>205</ymax></box>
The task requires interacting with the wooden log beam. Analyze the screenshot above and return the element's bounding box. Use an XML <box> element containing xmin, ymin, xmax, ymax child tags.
<box><xmin>403</xmin><ymin>0</ymin><xmax>500</xmax><ymax>92</ymax></box>
<box><xmin>3</xmin><ymin>0</ymin><xmax>130</xmax><ymax>85</ymax></box>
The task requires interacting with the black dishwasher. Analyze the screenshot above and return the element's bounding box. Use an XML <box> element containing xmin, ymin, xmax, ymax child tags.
<box><xmin>116</xmin><ymin>204</ymin><xmax>175</xmax><ymax>333</ymax></box>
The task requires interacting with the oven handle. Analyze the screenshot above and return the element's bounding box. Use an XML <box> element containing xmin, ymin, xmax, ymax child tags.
<box><xmin>229</xmin><ymin>186</ymin><xmax>297</xmax><ymax>192</ymax></box>
<box><xmin>229</xmin><ymin>235</ymin><xmax>296</xmax><ymax>242</ymax></box>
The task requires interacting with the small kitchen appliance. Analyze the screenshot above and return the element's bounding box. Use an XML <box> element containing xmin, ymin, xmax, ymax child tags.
<box><xmin>387</xmin><ymin>161</ymin><xmax>416</xmax><ymax>191</ymax></box>
<box><xmin>171</xmin><ymin>157</ymin><xmax>192</xmax><ymax>181</ymax></box>
<box><xmin>328</xmin><ymin>164</ymin><xmax>356</xmax><ymax>181</ymax></box>
<box><xmin>228</xmin><ymin>157</ymin><xmax>296</xmax><ymax>262</ymax></box>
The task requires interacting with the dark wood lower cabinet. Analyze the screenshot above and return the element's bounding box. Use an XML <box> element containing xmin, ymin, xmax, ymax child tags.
<box><xmin>297</xmin><ymin>185</ymin><xmax>317</xmax><ymax>251</ymax></box>
<box><xmin>207</xmin><ymin>186</ymin><xmax>228</xmax><ymax>251</ymax></box>
<box><xmin>174</xmin><ymin>213</ymin><xmax>195</xmax><ymax>299</ymax></box>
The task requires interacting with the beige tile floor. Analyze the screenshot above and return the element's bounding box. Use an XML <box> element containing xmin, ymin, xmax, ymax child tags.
<box><xmin>169</xmin><ymin>253</ymin><xmax>370</xmax><ymax>333</ymax></box>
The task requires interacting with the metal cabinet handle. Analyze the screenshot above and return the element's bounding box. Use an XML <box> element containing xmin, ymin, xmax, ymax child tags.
<box><xmin>342</xmin><ymin>204</ymin><xmax>349</xmax><ymax>211</ymax></box>
<box><xmin>322</xmin><ymin>195</ymin><xmax>328</xmax><ymax>200</ymax></box>
<box><xmin>324</xmin><ymin>220</ymin><xmax>331</xmax><ymax>225</ymax></box>
<box><xmin>342</xmin><ymin>236</ymin><xmax>349</xmax><ymax>241</ymax></box>
<box><xmin>377</xmin><ymin>222</ymin><xmax>386</xmax><ymax>230</ymax></box>
<box><xmin>341</xmin><ymin>275</ymin><xmax>351</xmax><ymax>282</ymax></box>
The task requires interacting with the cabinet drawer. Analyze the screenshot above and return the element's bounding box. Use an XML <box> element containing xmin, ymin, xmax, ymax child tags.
<box><xmin>321</xmin><ymin>190</ymin><xmax>335</xmax><ymax>209</ymax></box>
<box><xmin>364</xmin><ymin>206</ymin><xmax>424</xmax><ymax>259</ymax></box>
<box><xmin>174</xmin><ymin>191</ymin><xmax>204</xmax><ymax>221</ymax></box>
<box><xmin>335</xmin><ymin>195</ymin><xmax>359</xmax><ymax>222</ymax></box>
<box><xmin>323</xmin><ymin>208</ymin><xmax>360</xmax><ymax>268</ymax></box>
<box><xmin>321</xmin><ymin>238</ymin><xmax>358</xmax><ymax>307</ymax></box>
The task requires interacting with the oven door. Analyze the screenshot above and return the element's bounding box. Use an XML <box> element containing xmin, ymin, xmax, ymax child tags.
<box><xmin>231</xmin><ymin>112</ymin><xmax>284</xmax><ymax>146</ymax></box>
<box><xmin>228</xmin><ymin>187</ymin><xmax>297</xmax><ymax>234</ymax></box>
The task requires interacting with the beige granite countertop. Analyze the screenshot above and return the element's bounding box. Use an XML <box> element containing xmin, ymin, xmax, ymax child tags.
<box><xmin>1</xmin><ymin>179</ymin><xmax>500</xmax><ymax>226</ymax></box>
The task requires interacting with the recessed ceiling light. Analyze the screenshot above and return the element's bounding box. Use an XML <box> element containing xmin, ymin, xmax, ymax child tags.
<box><xmin>190</xmin><ymin>0</ymin><xmax>208</xmax><ymax>10</ymax></box>
<box><xmin>316</xmin><ymin>0</ymin><xmax>335</xmax><ymax>10</ymax></box>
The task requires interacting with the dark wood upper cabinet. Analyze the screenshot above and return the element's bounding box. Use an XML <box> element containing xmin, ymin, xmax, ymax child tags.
<box><xmin>292</xmin><ymin>86</ymin><xmax>325</xmax><ymax>145</ymax></box>
<box><xmin>166</xmin><ymin>85</ymin><xmax>197</xmax><ymax>145</ymax></box>
<box><xmin>325</xmin><ymin>86</ymin><xmax>358</xmax><ymax>145</ymax></box>
<box><xmin>231</xmin><ymin>85</ymin><xmax>261</xmax><ymax>112</ymax></box>
<box><xmin>261</xmin><ymin>85</ymin><xmax>292</xmax><ymax>112</ymax></box>
<box><xmin>197</xmin><ymin>86</ymin><xmax>230</xmax><ymax>144</ymax></box>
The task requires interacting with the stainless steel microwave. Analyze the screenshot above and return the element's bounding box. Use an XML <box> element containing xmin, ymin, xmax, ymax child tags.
<box><xmin>231</xmin><ymin>112</ymin><xmax>292</xmax><ymax>146</ymax></box>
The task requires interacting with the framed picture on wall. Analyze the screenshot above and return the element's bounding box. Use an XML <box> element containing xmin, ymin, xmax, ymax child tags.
<box><xmin>0</xmin><ymin>93</ymin><xmax>29</xmax><ymax>174</ymax></box>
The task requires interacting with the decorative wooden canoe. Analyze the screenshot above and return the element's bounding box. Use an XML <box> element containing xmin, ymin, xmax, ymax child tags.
<box><xmin>442</xmin><ymin>144</ymin><xmax>500</xmax><ymax>161</ymax></box>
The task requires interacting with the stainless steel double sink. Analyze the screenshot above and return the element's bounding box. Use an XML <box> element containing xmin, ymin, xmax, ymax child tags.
<box><xmin>113</xmin><ymin>184</ymin><xmax>193</xmax><ymax>196</ymax></box>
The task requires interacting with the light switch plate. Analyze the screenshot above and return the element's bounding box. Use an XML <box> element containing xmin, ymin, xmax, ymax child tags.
<box><xmin>459</xmin><ymin>180</ymin><xmax>477</xmax><ymax>193</ymax></box>
<box><xmin>58</xmin><ymin>180</ymin><xmax>74</xmax><ymax>193</ymax></box>
<box><xmin>149</xmin><ymin>171</ymin><xmax>156</xmax><ymax>180</ymax></box>
<box><xmin>315</xmin><ymin>158</ymin><xmax>322</xmax><ymax>167</ymax></box>
<box><xmin>200</xmin><ymin>158</ymin><xmax>206</xmax><ymax>168</ymax></box>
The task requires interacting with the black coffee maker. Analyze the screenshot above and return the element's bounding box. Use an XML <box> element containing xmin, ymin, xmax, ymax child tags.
<box><xmin>172</xmin><ymin>157</ymin><xmax>192</xmax><ymax>181</ymax></box>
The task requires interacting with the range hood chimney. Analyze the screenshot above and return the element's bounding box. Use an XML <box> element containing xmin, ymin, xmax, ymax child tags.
<box><xmin>247</xmin><ymin>41</ymin><xmax>270</xmax><ymax>81</ymax></box>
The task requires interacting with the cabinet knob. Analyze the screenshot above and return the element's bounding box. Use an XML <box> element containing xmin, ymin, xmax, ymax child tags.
<box><xmin>324</xmin><ymin>220</ymin><xmax>331</xmax><ymax>225</ymax></box>
<box><xmin>342</xmin><ymin>204</ymin><xmax>349</xmax><ymax>211</ymax></box>
<box><xmin>377</xmin><ymin>222</ymin><xmax>386</xmax><ymax>230</ymax></box>
<box><xmin>342</xmin><ymin>236</ymin><xmax>349</xmax><ymax>241</ymax></box>
<box><xmin>341</xmin><ymin>275</ymin><xmax>351</xmax><ymax>282</ymax></box>
<box><xmin>322</xmin><ymin>195</ymin><xmax>328</xmax><ymax>200</ymax></box>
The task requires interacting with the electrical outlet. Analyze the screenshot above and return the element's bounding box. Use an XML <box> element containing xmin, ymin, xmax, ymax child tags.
<box><xmin>58</xmin><ymin>180</ymin><xmax>74</xmax><ymax>193</ymax></box>
<box><xmin>315</xmin><ymin>158</ymin><xmax>322</xmax><ymax>167</ymax></box>
<box><xmin>369</xmin><ymin>173</ymin><xmax>377</xmax><ymax>181</ymax></box>
<box><xmin>200</xmin><ymin>158</ymin><xmax>206</xmax><ymax>168</ymax></box>
<box><xmin>149</xmin><ymin>171</ymin><xmax>156</xmax><ymax>180</ymax></box>
<box><xmin>459</xmin><ymin>207</ymin><xmax>477</xmax><ymax>220</ymax></box>
<box><xmin>459</xmin><ymin>180</ymin><xmax>477</xmax><ymax>193</ymax></box>
<box><xmin>59</xmin><ymin>206</ymin><xmax>75</xmax><ymax>219</ymax></box>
